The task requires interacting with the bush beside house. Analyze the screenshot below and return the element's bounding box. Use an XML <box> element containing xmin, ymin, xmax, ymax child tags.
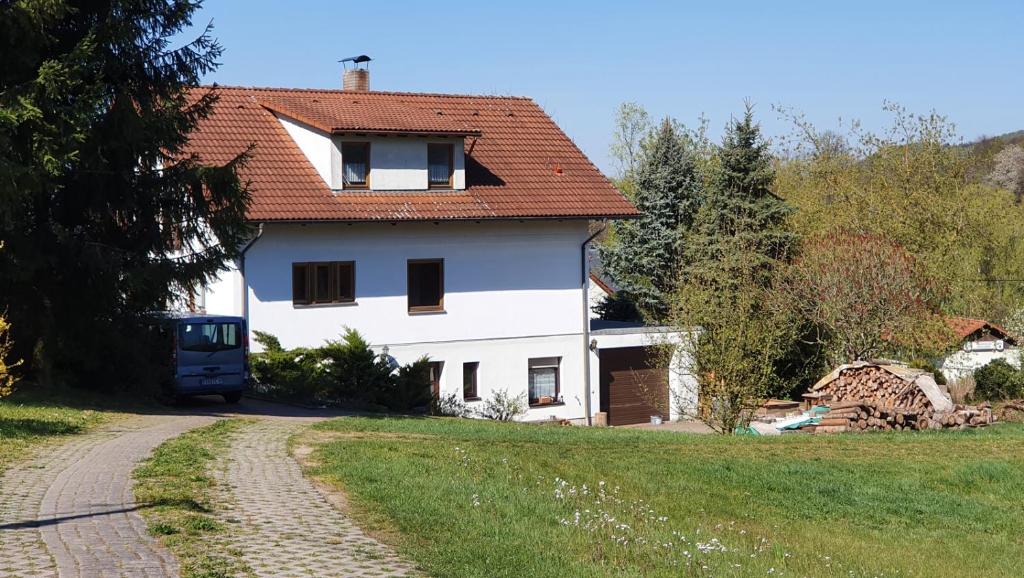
<box><xmin>251</xmin><ymin>328</ymin><xmax>431</xmax><ymax>412</ymax></box>
<box><xmin>973</xmin><ymin>358</ymin><xmax>1024</xmax><ymax>401</ymax></box>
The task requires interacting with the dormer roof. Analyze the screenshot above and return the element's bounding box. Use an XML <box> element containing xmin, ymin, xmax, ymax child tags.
<box><xmin>184</xmin><ymin>86</ymin><xmax>638</xmax><ymax>222</ymax></box>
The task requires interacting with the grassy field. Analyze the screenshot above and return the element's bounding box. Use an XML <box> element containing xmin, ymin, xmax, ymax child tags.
<box><xmin>133</xmin><ymin>418</ymin><xmax>251</xmax><ymax>578</ymax></box>
<box><xmin>306</xmin><ymin>417</ymin><xmax>1024</xmax><ymax>578</ymax></box>
<box><xmin>0</xmin><ymin>388</ymin><xmax>117</xmax><ymax>472</ymax></box>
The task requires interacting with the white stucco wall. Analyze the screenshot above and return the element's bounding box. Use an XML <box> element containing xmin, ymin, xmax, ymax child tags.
<box><xmin>235</xmin><ymin>219</ymin><xmax>590</xmax><ymax>421</ymax></box>
<box><xmin>938</xmin><ymin>345</ymin><xmax>1021</xmax><ymax>383</ymax></box>
<box><xmin>275</xmin><ymin>113</ymin><xmax>466</xmax><ymax>191</ymax></box>
<box><xmin>202</xmin><ymin>259</ymin><xmax>242</xmax><ymax>316</ymax></box>
<box><xmin>244</xmin><ymin>220</ymin><xmax>588</xmax><ymax>348</ymax></box>
<box><xmin>278</xmin><ymin>115</ymin><xmax>332</xmax><ymax>186</ymax></box>
<box><xmin>385</xmin><ymin>333</ymin><xmax>588</xmax><ymax>422</ymax></box>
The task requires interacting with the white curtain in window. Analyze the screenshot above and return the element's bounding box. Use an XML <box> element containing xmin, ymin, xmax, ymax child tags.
<box><xmin>344</xmin><ymin>162</ymin><xmax>366</xmax><ymax>184</ymax></box>
<box><xmin>529</xmin><ymin>367</ymin><xmax>557</xmax><ymax>400</ymax></box>
<box><xmin>429</xmin><ymin>160</ymin><xmax>449</xmax><ymax>184</ymax></box>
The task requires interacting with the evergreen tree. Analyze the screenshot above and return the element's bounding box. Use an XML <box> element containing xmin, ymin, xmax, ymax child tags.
<box><xmin>685</xmin><ymin>104</ymin><xmax>794</xmax><ymax>285</ymax></box>
<box><xmin>599</xmin><ymin>119</ymin><xmax>702</xmax><ymax>321</ymax></box>
<box><xmin>0</xmin><ymin>1</ymin><xmax>251</xmax><ymax>388</ymax></box>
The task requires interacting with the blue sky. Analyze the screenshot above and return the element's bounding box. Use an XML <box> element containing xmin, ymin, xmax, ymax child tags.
<box><xmin>186</xmin><ymin>0</ymin><xmax>1024</xmax><ymax>175</ymax></box>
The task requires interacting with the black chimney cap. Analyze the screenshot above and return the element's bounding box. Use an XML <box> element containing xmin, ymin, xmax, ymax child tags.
<box><xmin>339</xmin><ymin>55</ymin><xmax>372</xmax><ymax>64</ymax></box>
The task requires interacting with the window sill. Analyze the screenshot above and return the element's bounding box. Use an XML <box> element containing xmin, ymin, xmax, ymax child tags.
<box><xmin>529</xmin><ymin>401</ymin><xmax>566</xmax><ymax>408</ymax></box>
<box><xmin>293</xmin><ymin>301</ymin><xmax>358</xmax><ymax>309</ymax></box>
<box><xmin>464</xmin><ymin>396</ymin><xmax>482</xmax><ymax>402</ymax></box>
<box><xmin>408</xmin><ymin>309</ymin><xmax>446</xmax><ymax>316</ymax></box>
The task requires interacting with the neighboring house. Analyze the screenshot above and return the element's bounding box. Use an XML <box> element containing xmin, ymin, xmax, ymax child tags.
<box><xmin>587</xmin><ymin>272</ymin><xmax>615</xmax><ymax>320</ymax></box>
<box><xmin>185</xmin><ymin>65</ymin><xmax>695</xmax><ymax>423</ymax></box>
<box><xmin>937</xmin><ymin>316</ymin><xmax>1020</xmax><ymax>383</ymax></box>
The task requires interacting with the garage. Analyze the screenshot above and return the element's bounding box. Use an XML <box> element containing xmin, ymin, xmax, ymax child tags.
<box><xmin>598</xmin><ymin>346</ymin><xmax>670</xmax><ymax>426</ymax></box>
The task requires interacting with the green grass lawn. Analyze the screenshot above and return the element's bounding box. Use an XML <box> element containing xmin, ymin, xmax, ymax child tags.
<box><xmin>305</xmin><ymin>417</ymin><xmax>1024</xmax><ymax>578</ymax></box>
<box><xmin>0</xmin><ymin>388</ymin><xmax>118</xmax><ymax>471</ymax></box>
<box><xmin>134</xmin><ymin>418</ymin><xmax>251</xmax><ymax>578</ymax></box>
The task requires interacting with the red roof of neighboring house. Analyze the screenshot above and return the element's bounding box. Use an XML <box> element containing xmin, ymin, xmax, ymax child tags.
<box><xmin>184</xmin><ymin>86</ymin><xmax>638</xmax><ymax>222</ymax></box>
<box><xmin>946</xmin><ymin>316</ymin><xmax>1018</xmax><ymax>345</ymax></box>
<box><xmin>589</xmin><ymin>273</ymin><xmax>615</xmax><ymax>295</ymax></box>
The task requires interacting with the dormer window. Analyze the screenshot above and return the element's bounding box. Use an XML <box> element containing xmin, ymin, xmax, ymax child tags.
<box><xmin>428</xmin><ymin>143</ymin><xmax>454</xmax><ymax>188</ymax></box>
<box><xmin>342</xmin><ymin>142</ymin><xmax>370</xmax><ymax>188</ymax></box>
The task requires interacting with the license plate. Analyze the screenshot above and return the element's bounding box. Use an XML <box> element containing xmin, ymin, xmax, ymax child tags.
<box><xmin>201</xmin><ymin>377</ymin><xmax>224</xmax><ymax>386</ymax></box>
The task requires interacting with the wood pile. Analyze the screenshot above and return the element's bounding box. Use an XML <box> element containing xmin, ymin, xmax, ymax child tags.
<box><xmin>804</xmin><ymin>363</ymin><xmax>994</xmax><ymax>434</ymax></box>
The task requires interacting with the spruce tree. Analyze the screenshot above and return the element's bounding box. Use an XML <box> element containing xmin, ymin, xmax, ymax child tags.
<box><xmin>685</xmin><ymin>104</ymin><xmax>794</xmax><ymax>285</ymax></box>
<box><xmin>599</xmin><ymin>119</ymin><xmax>702</xmax><ymax>321</ymax></box>
<box><xmin>0</xmin><ymin>1</ymin><xmax>251</xmax><ymax>388</ymax></box>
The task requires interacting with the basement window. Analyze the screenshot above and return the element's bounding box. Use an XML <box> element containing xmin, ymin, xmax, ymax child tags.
<box><xmin>292</xmin><ymin>261</ymin><xmax>356</xmax><ymax>306</ymax></box>
<box><xmin>463</xmin><ymin>362</ymin><xmax>479</xmax><ymax>400</ymax></box>
<box><xmin>342</xmin><ymin>142</ymin><xmax>370</xmax><ymax>188</ymax></box>
<box><xmin>528</xmin><ymin>357</ymin><xmax>561</xmax><ymax>406</ymax></box>
<box><xmin>407</xmin><ymin>259</ymin><xmax>444</xmax><ymax>313</ymax></box>
<box><xmin>428</xmin><ymin>143</ymin><xmax>454</xmax><ymax>188</ymax></box>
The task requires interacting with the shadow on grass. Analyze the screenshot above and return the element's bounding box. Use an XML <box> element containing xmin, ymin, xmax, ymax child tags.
<box><xmin>0</xmin><ymin>417</ymin><xmax>86</xmax><ymax>438</ymax></box>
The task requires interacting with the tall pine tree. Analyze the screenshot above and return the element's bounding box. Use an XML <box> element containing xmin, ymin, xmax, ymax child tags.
<box><xmin>0</xmin><ymin>1</ymin><xmax>251</xmax><ymax>388</ymax></box>
<box><xmin>685</xmin><ymin>105</ymin><xmax>794</xmax><ymax>285</ymax></box>
<box><xmin>599</xmin><ymin>119</ymin><xmax>702</xmax><ymax>321</ymax></box>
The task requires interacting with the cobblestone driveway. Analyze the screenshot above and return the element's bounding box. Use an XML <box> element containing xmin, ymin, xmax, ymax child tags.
<box><xmin>0</xmin><ymin>401</ymin><xmax>418</xmax><ymax>577</ymax></box>
<box><xmin>214</xmin><ymin>419</ymin><xmax>418</xmax><ymax>578</ymax></box>
<box><xmin>0</xmin><ymin>414</ymin><xmax>215</xmax><ymax>578</ymax></box>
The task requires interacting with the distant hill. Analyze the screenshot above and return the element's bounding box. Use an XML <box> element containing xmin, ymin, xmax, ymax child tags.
<box><xmin>962</xmin><ymin>130</ymin><xmax>1024</xmax><ymax>153</ymax></box>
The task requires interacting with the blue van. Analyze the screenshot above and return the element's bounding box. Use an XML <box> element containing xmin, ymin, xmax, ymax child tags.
<box><xmin>164</xmin><ymin>314</ymin><xmax>250</xmax><ymax>402</ymax></box>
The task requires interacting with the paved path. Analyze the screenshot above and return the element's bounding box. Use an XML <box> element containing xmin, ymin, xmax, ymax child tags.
<box><xmin>0</xmin><ymin>398</ymin><xmax>417</xmax><ymax>578</ymax></box>
<box><xmin>0</xmin><ymin>414</ymin><xmax>215</xmax><ymax>578</ymax></box>
<box><xmin>214</xmin><ymin>418</ymin><xmax>418</xmax><ymax>577</ymax></box>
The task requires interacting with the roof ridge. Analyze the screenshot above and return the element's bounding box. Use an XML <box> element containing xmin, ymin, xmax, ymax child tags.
<box><xmin>202</xmin><ymin>84</ymin><xmax>535</xmax><ymax>101</ymax></box>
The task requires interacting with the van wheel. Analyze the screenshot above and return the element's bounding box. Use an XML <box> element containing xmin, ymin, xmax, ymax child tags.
<box><xmin>223</xmin><ymin>391</ymin><xmax>243</xmax><ymax>404</ymax></box>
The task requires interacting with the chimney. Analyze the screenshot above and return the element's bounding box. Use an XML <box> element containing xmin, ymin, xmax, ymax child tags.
<box><xmin>339</xmin><ymin>55</ymin><xmax>371</xmax><ymax>91</ymax></box>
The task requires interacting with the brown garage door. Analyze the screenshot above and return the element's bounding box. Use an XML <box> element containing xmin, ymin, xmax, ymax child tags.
<box><xmin>599</xmin><ymin>347</ymin><xmax>669</xmax><ymax>426</ymax></box>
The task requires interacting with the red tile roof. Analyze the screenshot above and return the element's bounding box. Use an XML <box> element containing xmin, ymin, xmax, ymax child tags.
<box><xmin>946</xmin><ymin>316</ymin><xmax>1018</xmax><ymax>345</ymax></box>
<box><xmin>258</xmin><ymin>93</ymin><xmax>481</xmax><ymax>136</ymax></box>
<box><xmin>185</xmin><ymin>86</ymin><xmax>637</xmax><ymax>222</ymax></box>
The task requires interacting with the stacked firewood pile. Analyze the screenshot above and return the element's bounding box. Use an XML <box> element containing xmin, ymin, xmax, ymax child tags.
<box><xmin>805</xmin><ymin>362</ymin><xmax>994</xmax><ymax>434</ymax></box>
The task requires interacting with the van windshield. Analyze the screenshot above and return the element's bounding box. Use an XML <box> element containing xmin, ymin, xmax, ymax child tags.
<box><xmin>179</xmin><ymin>322</ymin><xmax>241</xmax><ymax>352</ymax></box>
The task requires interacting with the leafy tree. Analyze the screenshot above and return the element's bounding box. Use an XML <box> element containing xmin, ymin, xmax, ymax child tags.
<box><xmin>671</xmin><ymin>252</ymin><xmax>798</xmax><ymax>434</ymax></box>
<box><xmin>592</xmin><ymin>291</ymin><xmax>643</xmax><ymax>322</ymax></box>
<box><xmin>973</xmin><ymin>359</ymin><xmax>1024</xmax><ymax>401</ymax></box>
<box><xmin>609</xmin><ymin>101</ymin><xmax>652</xmax><ymax>181</ymax></box>
<box><xmin>781</xmin><ymin>231</ymin><xmax>953</xmax><ymax>364</ymax></box>
<box><xmin>987</xmin><ymin>144</ymin><xmax>1024</xmax><ymax>204</ymax></box>
<box><xmin>775</xmin><ymin>102</ymin><xmax>1024</xmax><ymax>326</ymax></box>
<box><xmin>0</xmin><ymin>1</ymin><xmax>252</xmax><ymax>388</ymax></box>
<box><xmin>600</xmin><ymin>119</ymin><xmax>703</xmax><ymax>321</ymax></box>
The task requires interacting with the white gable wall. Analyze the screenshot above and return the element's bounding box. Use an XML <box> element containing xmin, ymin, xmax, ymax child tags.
<box><xmin>278</xmin><ymin>115</ymin><xmax>332</xmax><ymax>186</ymax></box>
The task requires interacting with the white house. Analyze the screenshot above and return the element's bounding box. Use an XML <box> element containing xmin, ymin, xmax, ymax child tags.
<box><xmin>185</xmin><ymin>66</ymin><xmax>693</xmax><ymax>424</ymax></box>
<box><xmin>937</xmin><ymin>317</ymin><xmax>1020</xmax><ymax>383</ymax></box>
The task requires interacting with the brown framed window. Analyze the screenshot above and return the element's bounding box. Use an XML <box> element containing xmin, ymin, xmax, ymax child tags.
<box><xmin>427</xmin><ymin>143</ymin><xmax>454</xmax><ymax>188</ymax></box>
<box><xmin>463</xmin><ymin>362</ymin><xmax>479</xmax><ymax>400</ymax></box>
<box><xmin>407</xmin><ymin>259</ymin><xmax>444</xmax><ymax>312</ymax></box>
<box><xmin>428</xmin><ymin>361</ymin><xmax>444</xmax><ymax>398</ymax></box>
<box><xmin>528</xmin><ymin>357</ymin><xmax>560</xmax><ymax>405</ymax></box>
<box><xmin>292</xmin><ymin>261</ymin><xmax>356</xmax><ymax>305</ymax></box>
<box><xmin>342</xmin><ymin>142</ymin><xmax>370</xmax><ymax>188</ymax></box>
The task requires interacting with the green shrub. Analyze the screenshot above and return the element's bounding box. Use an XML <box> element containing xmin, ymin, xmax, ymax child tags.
<box><xmin>972</xmin><ymin>359</ymin><xmax>1024</xmax><ymax>401</ymax></box>
<box><xmin>251</xmin><ymin>328</ymin><xmax>431</xmax><ymax>411</ymax></box>
<box><xmin>250</xmin><ymin>331</ymin><xmax>330</xmax><ymax>403</ymax></box>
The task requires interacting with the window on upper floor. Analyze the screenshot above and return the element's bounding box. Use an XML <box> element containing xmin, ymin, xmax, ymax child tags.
<box><xmin>342</xmin><ymin>142</ymin><xmax>370</xmax><ymax>188</ymax></box>
<box><xmin>292</xmin><ymin>261</ymin><xmax>355</xmax><ymax>306</ymax></box>
<box><xmin>428</xmin><ymin>143</ymin><xmax>454</xmax><ymax>188</ymax></box>
<box><xmin>407</xmin><ymin>259</ymin><xmax>444</xmax><ymax>313</ymax></box>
